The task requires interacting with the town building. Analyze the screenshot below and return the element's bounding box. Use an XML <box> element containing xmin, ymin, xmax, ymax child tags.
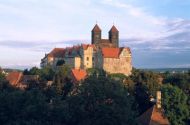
<box><xmin>6</xmin><ymin>71</ymin><xmax>39</xmax><ymax>89</ymax></box>
<box><xmin>137</xmin><ymin>91</ymin><xmax>170</xmax><ymax>125</ymax></box>
<box><xmin>0</xmin><ymin>67</ymin><xmax>6</xmax><ymax>75</ymax></box>
<box><xmin>40</xmin><ymin>24</ymin><xmax>132</xmax><ymax>76</ymax></box>
<box><xmin>71</xmin><ymin>69</ymin><xmax>87</xmax><ymax>84</ymax></box>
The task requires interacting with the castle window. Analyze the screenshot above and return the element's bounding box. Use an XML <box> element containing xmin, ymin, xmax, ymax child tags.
<box><xmin>95</xmin><ymin>35</ymin><xmax>99</xmax><ymax>38</ymax></box>
<box><xmin>86</xmin><ymin>57</ymin><xmax>89</xmax><ymax>61</ymax></box>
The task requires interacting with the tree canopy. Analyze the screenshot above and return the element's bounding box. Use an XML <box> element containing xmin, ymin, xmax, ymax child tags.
<box><xmin>162</xmin><ymin>84</ymin><xmax>189</xmax><ymax>125</ymax></box>
<box><xmin>66</xmin><ymin>76</ymin><xmax>138</xmax><ymax>125</ymax></box>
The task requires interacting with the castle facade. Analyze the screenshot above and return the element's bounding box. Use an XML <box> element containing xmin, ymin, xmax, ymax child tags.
<box><xmin>40</xmin><ymin>24</ymin><xmax>132</xmax><ymax>76</ymax></box>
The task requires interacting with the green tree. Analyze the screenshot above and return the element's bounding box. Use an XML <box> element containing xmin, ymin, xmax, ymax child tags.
<box><xmin>66</xmin><ymin>76</ymin><xmax>138</xmax><ymax>125</ymax></box>
<box><xmin>130</xmin><ymin>69</ymin><xmax>160</xmax><ymax>114</ymax></box>
<box><xmin>40</xmin><ymin>65</ymin><xmax>55</xmax><ymax>81</ymax></box>
<box><xmin>109</xmin><ymin>73</ymin><xmax>127</xmax><ymax>81</ymax></box>
<box><xmin>163</xmin><ymin>73</ymin><xmax>190</xmax><ymax>96</ymax></box>
<box><xmin>134</xmin><ymin>84</ymin><xmax>154</xmax><ymax>115</ymax></box>
<box><xmin>162</xmin><ymin>84</ymin><xmax>189</xmax><ymax>125</ymax></box>
<box><xmin>54</xmin><ymin>65</ymin><xmax>73</xmax><ymax>95</ymax></box>
<box><xmin>0</xmin><ymin>72</ymin><xmax>5</xmax><ymax>81</ymax></box>
<box><xmin>23</xmin><ymin>69</ymin><xmax>30</xmax><ymax>75</ymax></box>
<box><xmin>130</xmin><ymin>69</ymin><xmax>160</xmax><ymax>96</ymax></box>
<box><xmin>29</xmin><ymin>67</ymin><xmax>41</xmax><ymax>75</ymax></box>
<box><xmin>87</xmin><ymin>68</ymin><xmax>106</xmax><ymax>76</ymax></box>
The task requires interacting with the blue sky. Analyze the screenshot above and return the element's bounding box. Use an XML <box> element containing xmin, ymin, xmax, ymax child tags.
<box><xmin>0</xmin><ymin>0</ymin><xmax>190</xmax><ymax>69</ymax></box>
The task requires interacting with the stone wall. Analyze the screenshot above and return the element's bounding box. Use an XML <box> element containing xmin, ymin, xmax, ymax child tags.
<box><xmin>82</xmin><ymin>47</ymin><xmax>93</xmax><ymax>69</ymax></box>
<box><xmin>103</xmin><ymin>57</ymin><xmax>132</xmax><ymax>76</ymax></box>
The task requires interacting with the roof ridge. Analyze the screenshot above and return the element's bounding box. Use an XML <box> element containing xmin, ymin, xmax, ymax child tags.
<box><xmin>109</xmin><ymin>25</ymin><xmax>119</xmax><ymax>32</ymax></box>
<box><xmin>149</xmin><ymin>105</ymin><xmax>155</xmax><ymax>125</ymax></box>
<box><xmin>92</xmin><ymin>24</ymin><xmax>101</xmax><ymax>32</ymax></box>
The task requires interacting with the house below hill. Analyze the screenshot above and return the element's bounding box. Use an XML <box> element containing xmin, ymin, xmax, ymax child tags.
<box><xmin>6</xmin><ymin>72</ymin><xmax>39</xmax><ymax>89</ymax></box>
<box><xmin>137</xmin><ymin>91</ymin><xmax>170</xmax><ymax>125</ymax></box>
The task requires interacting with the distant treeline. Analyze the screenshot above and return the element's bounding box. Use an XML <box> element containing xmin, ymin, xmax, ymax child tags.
<box><xmin>141</xmin><ymin>68</ymin><xmax>190</xmax><ymax>73</ymax></box>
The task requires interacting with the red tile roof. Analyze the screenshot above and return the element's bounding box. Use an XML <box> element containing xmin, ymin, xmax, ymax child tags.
<box><xmin>109</xmin><ymin>25</ymin><xmax>119</xmax><ymax>33</ymax></box>
<box><xmin>92</xmin><ymin>24</ymin><xmax>101</xmax><ymax>32</ymax></box>
<box><xmin>6</xmin><ymin>72</ymin><xmax>23</xmax><ymax>86</ymax></box>
<box><xmin>102</xmin><ymin>48</ymin><xmax>121</xmax><ymax>58</ymax></box>
<box><xmin>71</xmin><ymin>69</ymin><xmax>87</xmax><ymax>82</ymax></box>
<box><xmin>138</xmin><ymin>105</ymin><xmax>170</xmax><ymax>125</ymax></box>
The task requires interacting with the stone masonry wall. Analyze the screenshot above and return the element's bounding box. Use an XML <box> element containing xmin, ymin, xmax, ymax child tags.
<box><xmin>103</xmin><ymin>57</ymin><xmax>132</xmax><ymax>76</ymax></box>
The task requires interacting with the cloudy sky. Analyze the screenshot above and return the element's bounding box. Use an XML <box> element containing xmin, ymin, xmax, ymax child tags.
<box><xmin>0</xmin><ymin>0</ymin><xmax>190</xmax><ymax>69</ymax></box>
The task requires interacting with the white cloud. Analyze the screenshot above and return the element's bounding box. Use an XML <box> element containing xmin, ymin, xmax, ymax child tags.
<box><xmin>0</xmin><ymin>0</ymin><xmax>190</xmax><ymax>68</ymax></box>
<box><xmin>101</xmin><ymin>0</ymin><xmax>166</xmax><ymax>25</ymax></box>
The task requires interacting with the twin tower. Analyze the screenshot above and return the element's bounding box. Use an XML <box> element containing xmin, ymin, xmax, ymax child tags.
<box><xmin>91</xmin><ymin>24</ymin><xmax>119</xmax><ymax>48</ymax></box>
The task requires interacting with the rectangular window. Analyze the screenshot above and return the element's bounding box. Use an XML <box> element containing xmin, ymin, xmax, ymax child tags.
<box><xmin>86</xmin><ymin>57</ymin><xmax>89</xmax><ymax>61</ymax></box>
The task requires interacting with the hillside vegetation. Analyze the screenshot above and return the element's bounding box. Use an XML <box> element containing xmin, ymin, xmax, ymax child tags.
<box><xmin>0</xmin><ymin>67</ymin><xmax>189</xmax><ymax>125</ymax></box>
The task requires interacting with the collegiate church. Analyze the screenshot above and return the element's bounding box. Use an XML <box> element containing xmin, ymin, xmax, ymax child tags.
<box><xmin>92</xmin><ymin>24</ymin><xmax>119</xmax><ymax>48</ymax></box>
<box><xmin>41</xmin><ymin>24</ymin><xmax>132</xmax><ymax>76</ymax></box>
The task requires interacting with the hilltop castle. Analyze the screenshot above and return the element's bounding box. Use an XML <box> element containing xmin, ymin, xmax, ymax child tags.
<box><xmin>41</xmin><ymin>24</ymin><xmax>132</xmax><ymax>76</ymax></box>
<box><xmin>92</xmin><ymin>24</ymin><xmax>119</xmax><ymax>48</ymax></box>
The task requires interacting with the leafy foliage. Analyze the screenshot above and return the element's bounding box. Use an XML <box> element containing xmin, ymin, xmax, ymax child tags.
<box><xmin>163</xmin><ymin>72</ymin><xmax>190</xmax><ymax>96</ymax></box>
<box><xmin>129</xmin><ymin>68</ymin><xmax>161</xmax><ymax>114</ymax></box>
<box><xmin>53</xmin><ymin>65</ymin><xmax>73</xmax><ymax>95</ymax></box>
<box><xmin>87</xmin><ymin>68</ymin><xmax>106</xmax><ymax>76</ymax></box>
<box><xmin>1</xmin><ymin>65</ymin><xmax>190</xmax><ymax>125</ymax></box>
<box><xmin>161</xmin><ymin>84</ymin><xmax>189</xmax><ymax>125</ymax></box>
<box><xmin>66</xmin><ymin>76</ymin><xmax>138</xmax><ymax>125</ymax></box>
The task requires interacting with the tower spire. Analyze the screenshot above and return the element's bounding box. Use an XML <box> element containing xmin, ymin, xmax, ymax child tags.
<box><xmin>92</xmin><ymin>24</ymin><xmax>101</xmax><ymax>32</ymax></box>
<box><xmin>91</xmin><ymin>23</ymin><xmax>101</xmax><ymax>44</ymax></box>
<box><xmin>109</xmin><ymin>25</ymin><xmax>119</xmax><ymax>33</ymax></box>
<box><xmin>109</xmin><ymin>25</ymin><xmax>119</xmax><ymax>47</ymax></box>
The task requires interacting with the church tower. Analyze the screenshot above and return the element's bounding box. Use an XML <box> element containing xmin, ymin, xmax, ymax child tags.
<box><xmin>92</xmin><ymin>24</ymin><xmax>101</xmax><ymax>45</ymax></box>
<box><xmin>109</xmin><ymin>25</ymin><xmax>119</xmax><ymax>47</ymax></box>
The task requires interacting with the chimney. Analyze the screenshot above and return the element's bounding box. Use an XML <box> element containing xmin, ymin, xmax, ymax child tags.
<box><xmin>156</xmin><ymin>91</ymin><xmax>161</xmax><ymax>109</ymax></box>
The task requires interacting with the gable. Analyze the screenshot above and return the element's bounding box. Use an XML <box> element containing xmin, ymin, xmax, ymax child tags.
<box><xmin>119</xmin><ymin>48</ymin><xmax>131</xmax><ymax>57</ymax></box>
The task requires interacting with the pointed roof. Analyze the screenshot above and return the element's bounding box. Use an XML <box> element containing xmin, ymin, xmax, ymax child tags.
<box><xmin>6</xmin><ymin>72</ymin><xmax>23</xmax><ymax>86</ymax></box>
<box><xmin>109</xmin><ymin>25</ymin><xmax>119</xmax><ymax>33</ymax></box>
<box><xmin>92</xmin><ymin>24</ymin><xmax>101</xmax><ymax>32</ymax></box>
<box><xmin>137</xmin><ymin>105</ymin><xmax>170</xmax><ymax>125</ymax></box>
<box><xmin>71</xmin><ymin>69</ymin><xmax>87</xmax><ymax>82</ymax></box>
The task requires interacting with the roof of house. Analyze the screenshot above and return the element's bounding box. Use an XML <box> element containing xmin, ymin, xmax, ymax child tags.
<box><xmin>82</xmin><ymin>44</ymin><xmax>95</xmax><ymax>50</ymax></box>
<box><xmin>109</xmin><ymin>25</ymin><xmax>119</xmax><ymax>33</ymax></box>
<box><xmin>21</xmin><ymin>75</ymin><xmax>39</xmax><ymax>83</ymax></box>
<box><xmin>71</xmin><ymin>69</ymin><xmax>87</xmax><ymax>82</ymax></box>
<box><xmin>92</xmin><ymin>24</ymin><xmax>101</xmax><ymax>32</ymax></box>
<box><xmin>102</xmin><ymin>48</ymin><xmax>121</xmax><ymax>58</ymax></box>
<box><xmin>6</xmin><ymin>72</ymin><xmax>23</xmax><ymax>86</ymax></box>
<box><xmin>137</xmin><ymin>105</ymin><xmax>170</xmax><ymax>125</ymax></box>
<box><xmin>48</xmin><ymin>48</ymin><xmax>65</xmax><ymax>58</ymax></box>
